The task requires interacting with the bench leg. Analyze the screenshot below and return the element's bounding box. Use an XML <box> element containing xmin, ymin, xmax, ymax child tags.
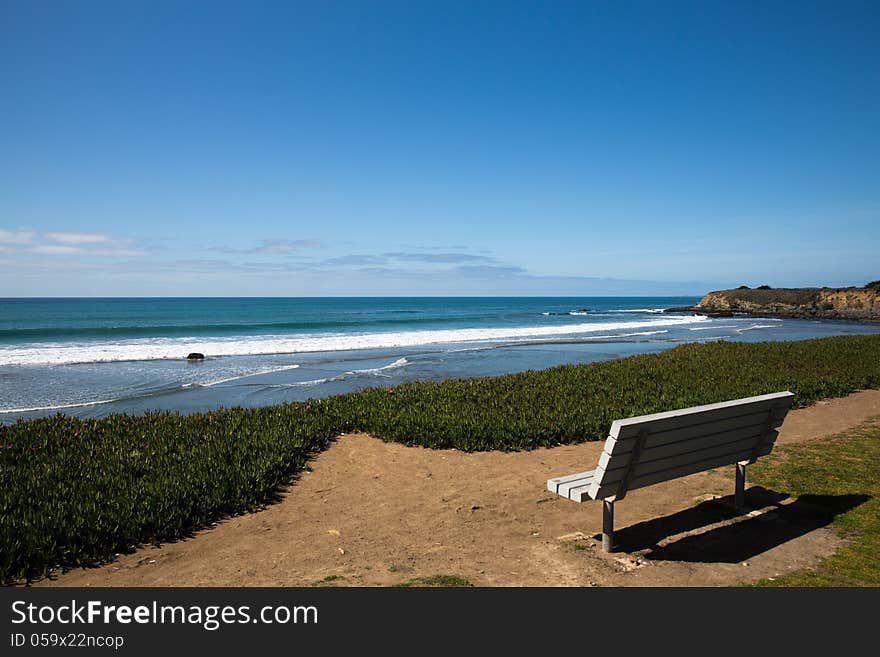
<box><xmin>602</xmin><ymin>500</ymin><xmax>615</xmax><ymax>552</ymax></box>
<box><xmin>735</xmin><ymin>463</ymin><xmax>746</xmax><ymax>510</ymax></box>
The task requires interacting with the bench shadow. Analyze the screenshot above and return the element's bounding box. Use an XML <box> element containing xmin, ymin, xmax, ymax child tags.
<box><xmin>615</xmin><ymin>486</ymin><xmax>870</xmax><ymax>563</ymax></box>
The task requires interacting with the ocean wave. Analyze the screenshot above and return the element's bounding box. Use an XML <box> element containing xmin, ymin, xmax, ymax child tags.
<box><xmin>270</xmin><ymin>377</ymin><xmax>336</xmax><ymax>388</ymax></box>
<box><xmin>443</xmin><ymin>329</ymin><xmax>671</xmax><ymax>352</ymax></box>
<box><xmin>0</xmin><ymin>398</ymin><xmax>116</xmax><ymax>414</ymax></box>
<box><xmin>541</xmin><ymin>310</ymin><xmax>590</xmax><ymax>316</ymax></box>
<box><xmin>182</xmin><ymin>364</ymin><xmax>301</xmax><ymax>388</ymax></box>
<box><xmin>571</xmin><ymin>330</ymin><xmax>671</xmax><ymax>340</ymax></box>
<box><xmin>735</xmin><ymin>324</ymin><xmax>782</xmax><ymax>333</ymax></box>
<box><xmin>603</xmin><ymin>308</ymin><xmax>668</xmax><ymax>313</ymax></box>
<box><xmin>0</xmin><ymin>316</ymin><xmax>708</xmax><ymax>366</ymax></box>
<box><xmin>266</xmin><ymin>357</ymin><xmax>410</xmax><ymax>388</ymax></box>
<box><xmin>0</xmin><ymin>315</ymin><xmax>471</xmax><ymax>341</ymax></box>
<box><xmin>351</xmin><ymin>356</ymin><xmax>409</xmax><ymax>375</ymax></box>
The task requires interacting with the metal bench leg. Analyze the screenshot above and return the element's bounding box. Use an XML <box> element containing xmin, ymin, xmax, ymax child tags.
<box><xmin>602</xmin><ymin>500</ymin><xmax>615</xmax><ymax>552</ymax></box>
<box><xmin>735</xmin><ymin>463</ymin><xmax>746</xmax><ymax>510</ymax></box>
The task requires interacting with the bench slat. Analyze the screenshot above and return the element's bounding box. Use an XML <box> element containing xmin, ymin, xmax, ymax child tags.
<box><xmin>597</xmin><ymin>424</ymin><xmax>777</xmax><ymax>471</ymax></box>
<box><xmin>558</xmin><ymin>473</ymin><xmax>595</xmax><ymax>498</ymax></box>
<box><xmin>547</xmin><ymin>470</ymin><xmax>595</xmax><ymax>494</ymax></box>
<box><xmin>632</xmin><ymin>434</ymin><xmax>774</xmax><ymax>479</ymax></box>
<box><xmin>602</xmin><ymin>408</ymin><xmax>787</xmax><ymax>459</ymax></box>
<box><xmin>588</xmin><ymin>443</ymin><xmax>773</xmax><ymax>500</ymax></box>
<box><xmin>609</xmin><ymin>393</ymin><xmax>793</xmax><ymax>442</ymax></box>
<box><xmin>568</xmin><ymin>483</ymin><xmax>595</xmax><ymax>503</ymax></box>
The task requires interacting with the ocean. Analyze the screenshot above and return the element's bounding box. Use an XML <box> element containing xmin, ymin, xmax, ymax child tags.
<box><xmin>2</xmin><ymin>296</ymin><xmax>879</xmax><ymax>424</ymax></box>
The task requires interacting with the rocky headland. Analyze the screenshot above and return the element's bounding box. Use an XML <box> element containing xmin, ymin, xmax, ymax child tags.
<box><xmin>666</xmin><ymin>283</ymin><xmax>880</xmax><ymax>322</ymax></box>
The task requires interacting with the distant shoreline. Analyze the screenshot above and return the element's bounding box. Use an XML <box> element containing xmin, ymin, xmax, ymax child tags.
<box><xmin>4</xmin><ymin>296</ymin><xmax>880</xmax><ymax>425</ymax></box>
<box><xmin>664</xmin><ymin>285</ymin><xmax>880</xmax><ymax>323</ymax></box>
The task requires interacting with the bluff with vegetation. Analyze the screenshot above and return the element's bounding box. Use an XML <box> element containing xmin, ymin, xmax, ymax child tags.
<box><xmin>693</xmin><ymin>283</ymin><xmax>880</xmax><ymax>321</ymax></box>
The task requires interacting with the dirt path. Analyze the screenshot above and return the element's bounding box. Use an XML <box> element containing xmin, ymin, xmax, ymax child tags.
<box><xmin>37</xmin><ymin>390</ymin><xmax>880</xmax><ymax>587</ymax></box>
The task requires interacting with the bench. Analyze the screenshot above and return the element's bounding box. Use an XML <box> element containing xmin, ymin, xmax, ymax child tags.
<box><xmin>547</xmin><ymin>391</ymin><xmax>795</xmax><ymax>552</ymax></box>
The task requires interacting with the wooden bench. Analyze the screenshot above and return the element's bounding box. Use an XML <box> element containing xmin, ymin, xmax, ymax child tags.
<box><xmin>547</xmin><ymin>391</ymin><xmax>795</xmax><ymax>552</ymax></box>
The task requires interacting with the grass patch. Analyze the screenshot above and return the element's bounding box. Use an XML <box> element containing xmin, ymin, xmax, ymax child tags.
<box><xmin>2</xmin><ymin>334</ymin><xmax>880</xmax><ymax>585</ymax></box>
<box><xmin>748</xmin><ymin>418</ymin><xmax>880</xmax><ymax>586</ymax></box>
<box><xmin>393</xmin><ymin>575</ymin><xmax>472</xmax><ymax>588</ymax></box>
<box><xmin>312</xmin><ymin>574</ymin><xmax>346</xmax><ymax>587</ymax></box>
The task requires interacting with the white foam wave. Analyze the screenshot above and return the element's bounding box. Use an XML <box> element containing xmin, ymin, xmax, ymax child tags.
<box><xmin>576</xmin><ymin>330</ymin><xmax>671</xmax><ymax>340</ymax></box>
<box><xmin>447</xmin><ymin>330</ymin><xmax>670</xmax><ymax>351</ymax></box>
<box><xmin>446</xmin><ymin>345</ymin><xmax>495</xmax><ymax>353</ymax></box>
<box><xmin>352</xmin><ymin>357</ymin><xmax>409</xmax><ymax>375</ymax></box>
<box><xmin>268</xmin><ymin>357</ymin><xmax>410</xmax><ymax>388</ymax></box>
<box><xmin>605</xmin><ymin>308</ymin><xmax>668</xmax><ymax>313</ymax></box>
<box><xmin>689</xmin><ymin>325</ymin><xmax>737</xmax><ymax>331</ymax></box>
<box><xmin>0</xmin><ymin>316</ymin><xmax>708</xmax><ymax>366</ymax></box>
<box><xmin>0</xmin><ymin>398</ymin><xmax>116</xmax><ymax>414</ymax></box>
<box><xmin>735</xmin><ymin>324</ymin><xmax>781</xmax><ymax>333</ymax></box>
<box><xmin>270</xmin><ymin>377</ymin><xmax>335</xmax><ymax>388</ymax></box>
<box><xmin>191</xmin><ymin>364</ymin><xmax>301</xmax><ymax>388</ymax></box>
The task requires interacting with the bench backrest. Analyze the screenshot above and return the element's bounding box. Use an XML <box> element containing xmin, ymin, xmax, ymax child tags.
<box><xmin>587</xmin><ymin>391</ymin><xmax>795</xmax><ymax>501</ymax></box>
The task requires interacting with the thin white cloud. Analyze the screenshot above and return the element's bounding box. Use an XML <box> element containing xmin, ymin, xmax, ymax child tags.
<box><xmin>0</xmin><ymin>228</ymin><xmax>36</xmax><ymax>244</ymax></box>
<box><xmin>29</xmin><ymin>245</ymin><xmax>148</xmax><ymax>257</ymax></box>
<box><xmin>254</xmin><ymin>238</ymin><xmax>321</xmax><ymax>254</ymax></box>
<box><xmin>91</xmin><ymin>248</ymin><xmax>149</xmax><ymax>257</ymax></box>
<box><xmin>385</xmin><ymin>252</ymin><xmax>496</xmax><ymax>264</ymax></box>
<box><xmin>46</xmin><ymin>231</ymin><xmax>111</xmax><ymax>245</ymax></box>
<box><xmin>320</xmin><ymin>254</ymin><xmax>388</xmax><ymax>267</ymax></box>
<box><xmin>211</xmin><ymin>238</ymin><xmax>322</xmax><ymax>255</ymax></box>
<box><xmin>31</xmin><ymin>245</ymin><xmax>82</xmax><ymax>255</ymax></box>
<box><xmin>1</xmin><ymin>228</ymin><xmax>150</xmax><ymax>258</ymax></box>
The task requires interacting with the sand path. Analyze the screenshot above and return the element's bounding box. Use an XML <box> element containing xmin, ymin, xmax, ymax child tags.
<box><xmin>38</xmin><ymin>390</ymin><xmax>880</xmax><ymax>587</ymax></box>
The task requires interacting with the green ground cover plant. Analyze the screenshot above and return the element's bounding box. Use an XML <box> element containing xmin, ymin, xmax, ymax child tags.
<box><xmin>2</xmin><ymin>334</ymin><xmax>880</xmax><ymax>584</ymax></box>
<box><xmin>393</xmin><ymin>575</ymin><xmax>472</xmax><ymax>587</ymax></box>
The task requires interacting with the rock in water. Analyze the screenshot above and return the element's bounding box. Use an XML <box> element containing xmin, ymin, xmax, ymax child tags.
<box><xmin>186</xmin><ymin>352</ymin><xmax>205</xmax><ymax>360</ymax></box>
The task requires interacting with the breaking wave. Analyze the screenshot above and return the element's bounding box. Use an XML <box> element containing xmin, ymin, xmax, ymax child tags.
<box><xmin>0</xmin><ymin>316</ymin><xmax>709</xmax><ymax>366</ymax></box>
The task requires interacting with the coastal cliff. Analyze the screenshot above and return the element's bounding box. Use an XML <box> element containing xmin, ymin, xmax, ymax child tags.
<box><xmin>691</xmin><ymin>285</ymin><xmax>880</xmax><ymax>322</ymax></box>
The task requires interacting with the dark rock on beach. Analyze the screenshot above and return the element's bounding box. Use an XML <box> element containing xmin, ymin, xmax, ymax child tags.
<box><xmin>186</xmin><ymin>352</ymin><xmax>205</xmax><ymax>360</ymax></box>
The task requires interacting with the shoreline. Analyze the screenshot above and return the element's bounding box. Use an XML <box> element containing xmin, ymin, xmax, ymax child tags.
<box><xmin>664</xmin><ymin>306</ymin><xmax>880</xmax><ymax>323</ymax></box>
<box><xmin>5</xmin><ymin>311</ymin><xmax>880</xmax><ymax>425</ymax></box>
<box><xmin>665</xmin><ymin>285</ymin><xmax>880</xmax><ymax>323</ymax></box>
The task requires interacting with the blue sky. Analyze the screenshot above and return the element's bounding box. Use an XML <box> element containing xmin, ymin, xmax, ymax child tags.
<box><xmin>1</xmin><ymin>1</ymin><xmax>878</xmax><ymax>296</ymax></box>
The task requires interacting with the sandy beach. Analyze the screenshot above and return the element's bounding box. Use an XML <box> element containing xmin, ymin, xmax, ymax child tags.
<box><xmin>33</xmin><ymin>389</ymin><xmax>880</xmax><ymax>588</ymax></box>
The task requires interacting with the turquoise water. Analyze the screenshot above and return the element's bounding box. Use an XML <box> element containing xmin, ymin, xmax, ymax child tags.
<box><xmin>2</xmin><ymin>296</ymin><xmax>879</xmax><ymax>423</ymax></box>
